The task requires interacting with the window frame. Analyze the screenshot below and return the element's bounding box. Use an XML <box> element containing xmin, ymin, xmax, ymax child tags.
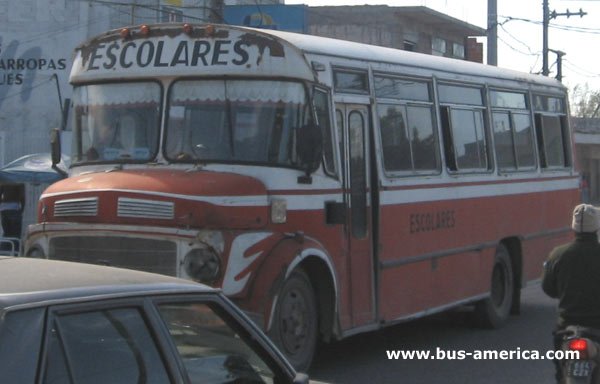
<box><xmin>313</xmin><ymin>86</ymin><xmax>338</xmax><ymax>178</ymax></box>
<box><xmin>332</xmin><ymin>67</ymin><xmax>370</xmax><ymax>95</ymax></box>
<box><xmin>40</xmin><ymin>298</ymin><xmax>177</xmax><ymax>384</ymax></box>
<box><xmin>70</xmin><ymin>79</ymin><xmax>164</xmax><ymax>167</ymax></box>
<box><xmin>489</xmin><ymin>89</ymin><xmax>537</xmax><ymax>172</ymax></box>
<box><xmin>533</xmin><ymin>93</ymin><xmax>572</xmax><ymax>170</ymax></box>
<box><xmin>151</xmin><ymin>294</ymin><xmax>295</xmax><ymax>383</ymax></box>
<box><xmin>163</xmin><ymin>77</ymin><xmax>315</xmax><ymax>171</ymax></box>
<box><xmin>374</xmin><ymin>74</ymin><xmax>441</xmax><ymax>177</ymax></box>
<box><xmin>437</xmin><ymin>82</ymin><xmax>492</xmax><ymax>174</ymax></box>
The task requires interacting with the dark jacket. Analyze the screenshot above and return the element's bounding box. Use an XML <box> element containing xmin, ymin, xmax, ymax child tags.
<box><xmin>542</xmin><ymin>232</ymin><xmax>600</xmax><ymax>329</ymax></box>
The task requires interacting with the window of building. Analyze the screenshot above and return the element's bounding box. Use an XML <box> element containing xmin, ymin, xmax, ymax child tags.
<box><xmin>375</xmin><ymin>76</ymin><xmax>439</xmax><ymax>175</ymax></box>
<box><xmin>490</xmin><ymin>90</ymin><xmax>535</xmax><ymax>171</ymax></box>
<box><xmin>432</xmin><ymin>37</ymin><xmax>446</xmax><ymax>56</ymax></box>
<box><xmin>533</xmin><ymin>94</ymin><xmax>571</xmax><ymax>168</ymax></box>
<box><xmin>452</xmin><ymin>43</ymin><xmax>465</xmax><ymax>59</ymax></box>
<box><xmin>439</xmin><ymin>84</ymin><xmax>490</xmax><ymax>172</ymax></box>
<box><xmin>403</xmin><ymin>40</ymin><xmax>417</xmax><ymax>52</ymax></box>
<box><xmin>161</xmin><ymin>6</ymin><xmax>183</xmax><ymax>22</ymax></box>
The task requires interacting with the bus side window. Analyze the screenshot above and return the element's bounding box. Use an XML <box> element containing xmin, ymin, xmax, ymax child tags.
<box><xmin>438</xmin><ymin>84</ymin><xmax>489</xmax><ymax>173</ymax></box>
<box><xmin>314</xmin><ymin>89</ymin><xmax>336</xmax><ymax>175</ymax></box>
<box><xmin>533</xmin><ymin>94</ymin><xmax>571</xmax><ymax>169</ymax></box>
<box><xmin>440</xmin><ymin>106</ymin><xmax>457</xmax><ymax>171</ymax></box>
<box><xmin>534</xmin><ymin>113</ymin><xmax>570</xmax><ymax>168</ymax></box>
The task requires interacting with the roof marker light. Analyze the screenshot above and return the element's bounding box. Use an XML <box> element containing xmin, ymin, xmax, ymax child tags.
<box><xmin>183</xmin><ymin>23</ymin><xmax>193</xmax><ymax>35</ymax></box>
<box><xmin>120</xmin><ymin>28</ymin><xmax>131</xmax><ymax>39</ymax></box>
<box><xmin>140</xmin><ymin>25</ymin><xmax>150</xmax><ymax>36</ymax></box>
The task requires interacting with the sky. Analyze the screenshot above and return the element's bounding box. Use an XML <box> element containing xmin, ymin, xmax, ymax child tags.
<box><xmin>284</xmin><ymin>0</ymin><xmax>600</xmax><ymax>97</ymax></box>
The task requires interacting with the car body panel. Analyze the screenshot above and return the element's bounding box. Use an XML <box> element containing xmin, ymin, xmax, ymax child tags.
<box><xmin>0</xmin><ymin>257</ymin><xmax>306</xmax><ymax>383</ymax></box>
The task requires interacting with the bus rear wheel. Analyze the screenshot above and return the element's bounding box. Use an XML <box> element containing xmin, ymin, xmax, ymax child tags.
<box><xmin>269</xmin><ymin>268</ymin><xmax>318</xmax><ymax>373</ymax></box>
<box><xmin>474</xmin><ymin>243</ymin><xmax>514</xmax><ymax>328</ymax></box>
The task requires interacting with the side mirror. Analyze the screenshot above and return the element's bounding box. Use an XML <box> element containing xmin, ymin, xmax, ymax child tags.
<box><xmin>50</xmin><ymin>128</ymin><xmax>68</xmax><ymax>178</ymax></box>
<box><xmin>296</xmin><ymin>123</ymin><xmax>323</xmax><ymax>182</ymax></box>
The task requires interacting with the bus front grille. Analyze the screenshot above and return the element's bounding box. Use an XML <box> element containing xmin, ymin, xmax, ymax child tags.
<box><xmin>49</xmin><ymin>236</ymin><xmax>177</xmax><ymax>276</ymax></box>
<box><xmin>117</xmin><ymin>197</ymin><xmax>174</xmax><ymax>219</ymax></box>
<box><xmin>54</xmin><ymin>197</ymin><xmax>99</xmax><ymax>217</ymax></box>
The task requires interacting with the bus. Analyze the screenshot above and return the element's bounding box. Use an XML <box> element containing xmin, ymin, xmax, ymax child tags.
<box><xmin>25</xmin><ymin>23</ymin><xmax>579</xmax><ymax>371</ymax></box>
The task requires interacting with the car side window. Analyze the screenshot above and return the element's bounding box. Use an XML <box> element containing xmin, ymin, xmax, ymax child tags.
<box><xmin>43</xmin><ymin>307</ymin><xmax>170</xmax><ymax>384</ymax></box>
<box><xmin>157</xmin><ymin>302</ymin><xmax>276</xmax><ymax>384</ymax></box>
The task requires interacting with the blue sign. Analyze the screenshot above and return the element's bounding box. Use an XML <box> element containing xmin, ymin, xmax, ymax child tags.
<box><xmin>223</xmin><ymin>5</ymin><xmax>308</xmax><ymax>34</ymax></box>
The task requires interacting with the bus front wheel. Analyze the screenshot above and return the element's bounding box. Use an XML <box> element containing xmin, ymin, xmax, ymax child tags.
<box><xmin>474</xmin><ymin>243</ymin><xmax>514</xmax><ymax>329</ymax></box>
<box><xmin>269</xmin><ymin>268</ymin><xmax>318</xmax><ymax>373</ymax></box>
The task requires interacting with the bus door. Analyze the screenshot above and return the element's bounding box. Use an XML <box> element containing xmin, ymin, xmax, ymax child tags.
<box><xmin>336</xmin><ymin>104</ymin><xmax>376</xmax><ymax>327</ymax></box>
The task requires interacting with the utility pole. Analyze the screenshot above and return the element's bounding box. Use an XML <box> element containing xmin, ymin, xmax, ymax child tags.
<box><xmin>549</xmin><ymin>49</ymin><xmax>566</xmax><ymax>81</ymax></box>
<box><xmin>487</xmin><ymin>0</ymin><xmax>498</xmax><ymax>66</ymax></box>
<box><xmin>542</xmin><ymin>0</ymin><xmax>549</xmax><ymax>76</ymax></box>
<box><xmin>542</xmin><ymin>1</ymin><xmax>586</xmax><ymax>77</ymax></box>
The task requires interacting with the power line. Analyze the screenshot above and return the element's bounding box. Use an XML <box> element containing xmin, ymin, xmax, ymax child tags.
<box><xmin>499</xmin><ymin>15</ymin><xmax>600</xmax><ymax>34</ymax></box>
<box><xmin>498</xmin><ymin>24</ymin><xmax>537</xmax><ymax>55</ymax></box>
<box><xmin>563</xmin><ymin>60</ymin><xmax>600</xmax><ymax>78</ymax></box>
<box><xmin>82</xmin><ymin>0</ymin><xmax>224</xmax><ymax>22</ymax></box>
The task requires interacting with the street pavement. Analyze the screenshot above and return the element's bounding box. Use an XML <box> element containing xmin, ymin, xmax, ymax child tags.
<box><xmin>310</xmin><ymin>283</ymin><xmax>558</xmax><ymax>383</ymax></box>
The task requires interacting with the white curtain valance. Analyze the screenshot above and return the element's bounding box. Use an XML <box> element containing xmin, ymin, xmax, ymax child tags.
<box><xmin>76</xmin><ymin>83</ymin><xmax>160</xmax><ymax>106</ymax></box>
<box><xmin>171</xmin><ymin>80</ymin><xmax>305</xmax><ymax>104</ymax></box>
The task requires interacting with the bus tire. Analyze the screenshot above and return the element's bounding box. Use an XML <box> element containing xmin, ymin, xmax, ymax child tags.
<box><xmin>474</xmin><ymin>243</ymin><xmax>514</xmax><ymax>329</ymax></box>
<box><xmin>269</xmin><ymin>268</ymin><xmax>318</xmax><ymax>373</ymax></box>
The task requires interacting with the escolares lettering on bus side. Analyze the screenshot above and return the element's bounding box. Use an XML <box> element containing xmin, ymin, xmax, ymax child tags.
<box><xmin>86</xmin><ymin>39</ymin><xmax>251</xmax><ymax>71</ymax></box>
<box><xmin>409</xmin><ymin>210</ymin><xmax>456</xmax><ymax>234</ymax></box>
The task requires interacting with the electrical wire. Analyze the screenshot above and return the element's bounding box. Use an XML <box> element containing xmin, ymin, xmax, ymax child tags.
<box><xmin>498</xmin><ymin>24</ymin><xmax>537</xmax><ymax>55</ymax></box>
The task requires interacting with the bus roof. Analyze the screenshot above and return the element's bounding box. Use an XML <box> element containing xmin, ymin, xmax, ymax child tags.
<box><xmin>258</xmin><ymin>27</ymin><xmax>565</xmax><ymax>90</ymax></box>
<box><xmin>71</xmin><ymin>23</ymin><xmax>565</xmax><ymax>92</ymax></box>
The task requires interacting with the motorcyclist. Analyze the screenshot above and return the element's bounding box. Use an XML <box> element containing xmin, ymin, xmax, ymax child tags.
<box><xmin>542</xmin><ymin>203</ymin><xmax>600</xmax><ymax>382</ymax></box>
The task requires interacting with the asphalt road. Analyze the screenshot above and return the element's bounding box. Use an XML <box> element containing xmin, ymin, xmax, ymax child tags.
<box><xmin>310</xmin><ymin>283</ymin><xmax>559</xmax><ymax>384</ymax></box>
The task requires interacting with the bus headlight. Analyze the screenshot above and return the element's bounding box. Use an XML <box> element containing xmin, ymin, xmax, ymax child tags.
<box><xmin>183</xmin><ymin>248</ymin><xmax>220</xmax><ymax>284</ymax></box>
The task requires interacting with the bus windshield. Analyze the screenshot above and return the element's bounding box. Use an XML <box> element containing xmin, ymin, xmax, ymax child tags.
<box><xmin>165</xmin><ymin>80</ymin><xmax>309</xmax><ymax>167</ymax></box>
<box><xmin>71</xmin><ymin>82</ymin><xmax>161</xmax><ymax>164</ymax></box>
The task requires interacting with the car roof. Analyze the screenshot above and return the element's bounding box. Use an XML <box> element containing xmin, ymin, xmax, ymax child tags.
<box><xmin>0</xmin><ymin>257</ymin><xmax>217</xmax><ymax>309</ymax></box>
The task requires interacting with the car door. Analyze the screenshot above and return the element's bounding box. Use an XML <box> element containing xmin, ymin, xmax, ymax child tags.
<box><xmin>38</xmin><ymin>295</ymin><xmax>298</xmax><ymax>384</ymax></box>
<box><xmin>41</xmin><ymin>300</ymin><xmax>176</xmax><ymax>384</ymax></box>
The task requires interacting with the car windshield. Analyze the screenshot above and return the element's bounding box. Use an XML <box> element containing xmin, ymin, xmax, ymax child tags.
<box><xmin>165</xmin><ymin>80</ymin><xmax>309</xmax><ymax>166</ymax></box>
<box><xmin>71</xmin><ymin>82</ymin><xmax>161</xmax><ymax>164</ymax></box>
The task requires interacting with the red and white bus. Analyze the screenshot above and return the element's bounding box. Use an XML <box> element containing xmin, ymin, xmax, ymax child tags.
<box><xmin>26</xmin><ymin>23</ymin><xmax>579</xmax><ymax>370</ymax></box>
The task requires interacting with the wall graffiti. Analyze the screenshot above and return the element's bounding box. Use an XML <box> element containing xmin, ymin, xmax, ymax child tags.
<box><xmin>0</xmin><ymin>38</ymin><xmax>67</xmax><ymax>110</ymax></box>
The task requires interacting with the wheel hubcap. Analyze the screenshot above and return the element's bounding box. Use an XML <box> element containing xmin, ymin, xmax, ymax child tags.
<box><xmin>279</xmin><ymin>289</ymin><xmax>308</xmax><ymax>354</ymax></box>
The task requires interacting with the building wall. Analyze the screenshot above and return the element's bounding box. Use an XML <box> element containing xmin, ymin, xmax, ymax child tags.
<box><xmin>573</xmin><ymin>118</ymin><xmax>600</xmax><ymax>204</ymax></box>
<box><xmin>305</xmin><ymin>6</ymin><xmax>481</xmax><ymax>62</ymax></box>
<box><xmin>0</xmin><ymin>0</ymin><xmax>223</xmax><ymax>236</ymax></box>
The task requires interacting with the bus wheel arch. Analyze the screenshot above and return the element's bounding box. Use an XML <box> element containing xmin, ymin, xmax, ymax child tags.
<box><xmin>474</xmin><ymin>241</ymin><xmax>518</xmax><ymax>328</ymax></box>
<box><xmin>268</xmin><ymin>252</ymin><xmax>337</xmax><ymax>372</ymax></box>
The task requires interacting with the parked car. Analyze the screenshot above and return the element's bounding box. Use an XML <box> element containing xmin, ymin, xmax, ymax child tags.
<box><xmin>0</xmin><ymin>256</ymin><xmax>309</xmax><ymax>384</ymax></box>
